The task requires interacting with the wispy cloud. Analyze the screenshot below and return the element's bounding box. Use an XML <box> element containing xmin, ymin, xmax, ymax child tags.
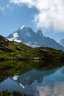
<box><xmin>10</xmin><ymin>0</ymin><xmax>35</xmax><ymax>7</ymax></box>
<box><xmin>10</xmin><ymin>0</ymin><xmax>64</xmax><ymax>32</ymax></box>
<box><xmin>0</xmin><ymin>6</ymin><xmax>5</xmax><ymax>12</ymax></box>
<box><xmin>0</xmin><ymin>0</ymin><xmax>12</xmax><ymax>13</ymax></box>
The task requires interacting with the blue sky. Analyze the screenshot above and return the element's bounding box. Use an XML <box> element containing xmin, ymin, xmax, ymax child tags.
<box><xmin>0</xmin><ymin>3</ymin><xmax>38</xmax><ymax>36</ymax></box>
<box><xmin>0</xmin><ymin>0</ymin><xmax>64</xmax><ymax>42</ymax></box>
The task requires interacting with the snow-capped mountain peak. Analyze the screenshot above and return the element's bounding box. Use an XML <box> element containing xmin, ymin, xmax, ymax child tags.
<box><xmin>19</xmin><ymin>25</ymin><xmax>32</xmax><ymax>31</ymax></box>
<box><xmin>19</xmin><ymin>25</ymin><xmax>26</xmax><ymax>30</ymax></box>
<box><xmin>37</xmin><ymin>30</ymin><xmax>43</xmax><ymax>36</ymax></box>
<box><xmin>7</xmin><ymin>26</ymin><xmax>64</xmax><ymax>51</ymax></box>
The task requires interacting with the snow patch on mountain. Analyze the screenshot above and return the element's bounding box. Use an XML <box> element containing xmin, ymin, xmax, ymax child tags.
<box><xmin>20</xmin><ymin>25</ymin><xmax>26</xmax><ymax>30</ymax></box>
<box><xmin>19</xmin><ymin>83</ymin><xmax>25</xmax><ymax>89</ymax></box>
<box><xmin>25</xmin><ymin>41</ymin><xmax>32</xmax><ymax>46</ymax></box>
<box><xmin>8</xmin><ymin>32</ymin><xmax>21</xmax><ymax>42</ymax></box>
<box><xmin>14</xmin><ymin>39</ymin><xmax>21</xmax><ymax>42</ymax></box>
<box><xmin>25</xmin><ymin>43</ymin><xmax>30</xmax><ymax>46</ymax></box>
<box><xmin>8</xmin><ymin>38</ymin><xmax>21</xmax><ymax>43</ymax></box>
<box><xmin>13</xmin><ymin>76</ymin><xmax>18</xmax><ymax>80</ymax></box>
<box><xmin>13</xmin><ymin>33</ymin><xmax>19</xmax><ymax>38</ymax></box>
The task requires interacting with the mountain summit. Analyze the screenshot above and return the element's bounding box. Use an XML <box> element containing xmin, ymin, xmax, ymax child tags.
<box><xmin>7</xmin><ymin>26</ymin><xmax>64</xmax><ymax>51</ymax></box>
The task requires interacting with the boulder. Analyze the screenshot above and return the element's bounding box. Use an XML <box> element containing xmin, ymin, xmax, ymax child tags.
<box><xmin>39</xmin><ymin>48</ymin><xmax>53</xmax><ymax>60</ymax></box>
<box><xmin>16</xmin><ymin>46</ymin><xmax>21</xmax><ymax>51</ymax></box>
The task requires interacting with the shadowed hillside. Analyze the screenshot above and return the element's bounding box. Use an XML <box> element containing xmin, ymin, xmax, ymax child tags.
<box><xmin>0</xmin><ymin>35</ymin><xmax>64</xmax><ymax>61</ymax></box>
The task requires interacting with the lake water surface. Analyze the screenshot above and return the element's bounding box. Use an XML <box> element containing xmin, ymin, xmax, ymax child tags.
<box><xmin>0</xmin><ymin>61</ymin><xmax>64</xmax><ymax>96</ymax></box>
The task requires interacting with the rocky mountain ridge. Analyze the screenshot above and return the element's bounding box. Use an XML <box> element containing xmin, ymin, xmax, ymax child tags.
<box><xmin>7</xmin><ymin>25</ymin><xmax>64</xmax><ymax>51</ymax></box>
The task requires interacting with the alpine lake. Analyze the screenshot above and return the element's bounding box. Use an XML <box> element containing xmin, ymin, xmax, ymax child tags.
<box><xmin>0</xmin><ymin>60</ymin><xmax>64</xmax><ymax>96</ymax></box>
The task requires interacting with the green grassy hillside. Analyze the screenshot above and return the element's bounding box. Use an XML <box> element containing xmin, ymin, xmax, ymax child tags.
<box><xmin>0</xmin><ymin>35</ymin><xmax>64</xmax><ymax>61</ymax></box>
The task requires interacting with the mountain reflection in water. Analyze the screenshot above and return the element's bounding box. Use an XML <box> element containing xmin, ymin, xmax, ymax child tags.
<box><xmin>0</xmin><ymin>66</ymin><xmax>64</xmax><ymax>96</ymax></box>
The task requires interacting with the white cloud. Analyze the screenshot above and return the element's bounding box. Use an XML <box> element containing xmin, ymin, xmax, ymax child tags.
<box><xmin>10</xmin><ymin>0</ymin><xmax>35</xmax><ymax>7</ymax></box>
<box><xmin>10</xmin><ymin>0</ymin><xmax>64</xmax><ymax>32</ymax></box>
<box><xmin>0</xmin><ymin>6</ymin><xmax>5</xmax><ymax>12</ymax></box>
<box><xmin>0</xmin><ymin>0</ymin><xmax>13</xmax><ymax>13</ymax></box>
<box><xmin>36</xmin><ymin>82</ymin><xmax>64</xmax><ymax>96</ymax></box>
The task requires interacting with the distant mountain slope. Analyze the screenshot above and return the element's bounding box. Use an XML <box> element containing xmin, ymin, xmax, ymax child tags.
<box><xmin>7</xmin><ymin>25</ymin><xmax>64</xmax><ymax>51</ymax></box>
<box><xmin>59</xmin><ymin>39</ymin><xmax>64</xmax><ymax>47</ymax></box>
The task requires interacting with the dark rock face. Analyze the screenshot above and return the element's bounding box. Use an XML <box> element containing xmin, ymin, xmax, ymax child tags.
<box><xmin>0</xmin><ymin>35</ymin><xmax>13</xmax><ymax>52</ymax></box>
<box><xmin>61</xmin><ymin>53</ymin><xmax>64</xmax><ymax>61</ymax></box>
<box><xmin>16</xmin><ymin>46</ymin><xmax>21</xmax><ymax>51</ymax></box>
<box><xmin>0</xmin><ymin>35</ymin><xmax>9</xmax><ymax>46</ymax></box>
<box><xmin>0</xmin><ymin>47</ymin><xmax>13</xmax><ymax>52</ymax></box>
<box><xmin>7</xmin><ymin>26</ymin><xmax>64</xmax><ymax>51</ymax></box>
<box><xmin>39</xmin><ymin>48</ymin><xmax>53</xmax><ymax>60</ymax></box>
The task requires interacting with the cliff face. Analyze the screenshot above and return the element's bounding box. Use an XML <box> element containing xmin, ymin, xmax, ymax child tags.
<box><xmin>0</xmin><ymin>35</ymin><xmax>9</xmax><ymax>47</ymax></box>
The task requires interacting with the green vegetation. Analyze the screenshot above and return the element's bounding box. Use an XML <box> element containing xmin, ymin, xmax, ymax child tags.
<box><xmin>0</xmin><ymin>35</ymin><xmax>64</xmax><ymax>61</ymax></box>
<box><xmin>0</xmin><ymin>91</ymin><xmax>26</xmax><ymax>96</ymax></box>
